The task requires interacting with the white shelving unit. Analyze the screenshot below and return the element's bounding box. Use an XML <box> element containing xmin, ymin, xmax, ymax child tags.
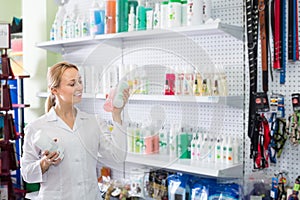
<box><xmin>37</xmin><ymin>92</ymin><xmax>243</xmax><ymax>108</ymax></box>
<box><xmin>126</xmin><ymin>153</ymin><xmax>243</xmax><ymax>178</ymax></box>
<box><xmin>37</xmin><ymin>17</ymin><xmax>245</xmax><ymax>179</ymax></box>
<box><xmin>36</xmin><ymin>22</ymin><xmax>243</xmax><ymax>54</ymax></box>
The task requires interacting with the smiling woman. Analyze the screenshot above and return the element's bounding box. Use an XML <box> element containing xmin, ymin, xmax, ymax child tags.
<box><xmin>20</xmin><ymin>61</ymin><xmax>130</xmax><ymax>200</ymax></box>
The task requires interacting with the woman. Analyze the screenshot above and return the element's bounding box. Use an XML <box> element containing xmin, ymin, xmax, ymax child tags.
<box><xmin>21</xmin><ymin>61</ymin><xmax>129</xmax><ymax>199</ymax></box>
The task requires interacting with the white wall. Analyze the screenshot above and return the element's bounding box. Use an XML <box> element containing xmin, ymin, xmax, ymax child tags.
<box><xmin>22</xmin><ymin>0</ymin><xmax>57</xmax><ymax>123</ymax></box>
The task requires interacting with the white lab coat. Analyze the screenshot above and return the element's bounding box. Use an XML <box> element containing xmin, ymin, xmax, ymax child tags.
<box><xmin>20</xmin><ymin>107</ymin><xmax>127</xmax><ymax>200</ymax></box>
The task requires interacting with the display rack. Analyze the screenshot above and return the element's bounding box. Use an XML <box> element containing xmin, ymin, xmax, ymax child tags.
<box><xmin>37</xmin><ymin>18</ymin><xmax>245</xmax><ymax>180</ymax></box>
<box><xmin>0</xmin><ymin>23</ymin><xmax>28</xmax><ymax>198</ymax></box>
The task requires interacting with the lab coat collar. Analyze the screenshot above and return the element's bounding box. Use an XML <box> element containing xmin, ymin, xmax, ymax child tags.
<box><xmin>45</xmin><ymin>107</ymin><xmax>89</xmax><ymax>132</ymax></box>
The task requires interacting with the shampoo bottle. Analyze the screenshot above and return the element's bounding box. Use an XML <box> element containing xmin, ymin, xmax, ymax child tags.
<box><xmin>128</xmin><ymin>5</ymin><xmax>136</xmax><ymax>31</ymax></box>
<box><xmin>214</xmin><ymin>136</ymin><xmax>222</xmax><ymax>163</ymax></box>
<box><xmin>153</xmin><ymin>3</ymin><xmax>161</xmax><ymax>29</ymax></box>
<box><xmin>136</xmin><ymin>0</ymin><xmax>146</xmax><ymax>30</ymax></box>
<box><xmin>116</xmin><ymin>0</ymin><xmax>129</xmax><ymax>32</ymax></box>
<box><xmin>113</xmin><ymin>81</ymin><xmax>129</xmax><ymax>108</ymax></box>
<box><xmin>233</xmin><ymin>137</ymin><xmax>240</xmax><ymax>164</ymax></box>
<box><xmin>105</xmin><ymin>0</ymin><xmax>116</xmax><ymax>33</ymax></box>
<box><xmin>190</xmin><ymin>131</ymin><xmax>198</xmax><ymax>160</ymax></box>
<box><xmin>226</xmin><ymin>137</ymin><xmax>234</xmax><ymax>164</ymax></box>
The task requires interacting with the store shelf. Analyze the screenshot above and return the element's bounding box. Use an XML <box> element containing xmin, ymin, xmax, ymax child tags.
<box><xmin>126</xmin><ymin>153</ymin><xmax>243</xmax><ymax>178</ymax></box>
<box><xmin>37</xmin><ymin>92</ymin><xmax>243</xmax><ymax>108</ymax></box>
<box><xmin>36</xmin><ymin>22</ymin><xmax>243</xmax><ymax>54</ymax></box>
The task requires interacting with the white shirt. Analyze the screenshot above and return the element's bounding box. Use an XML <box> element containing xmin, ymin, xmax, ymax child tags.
<box><xmin>20</xmin><ymin>107</ymin><xmax>127</xmax><ymax>200</ymax></box>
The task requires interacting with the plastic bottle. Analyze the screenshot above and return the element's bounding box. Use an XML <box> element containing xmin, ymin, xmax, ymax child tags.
<box><xmin>134</xmin><ymin>123</ymin><xmax>141</xmax><ymax>153</ymax></box>
<box><xmin>207</xmin><ymin>137</ymin><xmax>215</xmax><ymax>162</ymax></box>
<box><xmin>168</xmin><ymin>0</ymin><xmax>182</xmax><ymax>28</ymax></box>
<box><xmin>221</xmin><ymin>136</ymin><xmax>227</xmax><ymax>163</ymax></box>
<box><xmin>169</xmin><ymin>123</ymin><xmax>178</xmax><ymax>157</ymax></box>
<box><xmin>128</xmin><ymin>5</ymin><xmax>136</xmax><ymax>31</ymax></box>
<box><xmin>203</xmin><ymin>0</ymin><xmax>212</xmax><ymax>22</ymax></box>
<box><xmin>175</xmin><ymin>66</ymin><xmax>184</xmax><ymax>95</ymax></box>
<box><xmin>90</xmin><ymin>1</ymin><xmax>100</xmax><ymax>35</ymax></box>
<box><xmin>233</xmin><ymin>137</ymin><xmax>240</xmax><ymax>164</ymax></box>
<box><xmin>196</xmin><ymin>131</ymin><xmax>202</xmax><ymax>160</ymax></box>
<box><xmin>50</xmin><ymin>22</ymin><xmax>56</xmax><ymax>41</ymax></box>
<box><xmin>116</xmin><ymin>0</ymin><xmax>129</xmax><ymax>32</ymax></box>
<box><xmin>214</xmin><ymin>136</ymin><xmax>222</xmax><ymax>163</ymax></box>
<box><xmin>160</xmin><ymin>1</ymin><xmax>168</xmax><ymax>29</ymax></box>
<box><xmin>105</xmin><ymin>0</ymin><xmax>116</xmax><ymax>34</ymax></box>
<box><xmin>200</xmin><ymin>133</ymin><xmax>208</xmax><ymax>161</ymax></box>
<box><xmin>112</xmin><ymin>80</ymin><xmax>129</xmax><ymax>108</ymax></box>
<box><xmin>145</xmin><ymin>3</ymin><xmax>153</xmax><ymax>30</ymax></box>
<box><xmin>136</xmin><ymin>0</ymin><xmax>146</xmax><ymax>30</ymax></box>
<box><xmin>62</xmin><ymin>12</ymin><xmax>74</xmax><ymax>39</ymax></box>
<box><xmin>190</xmin><ymin>132</ymin><xmax>198</xmax><ymax>160</ymax></box>
<box><xmin>144</xmin><ymin>128</ymin><xmax>153</xmax><ymax>154</ymax></box>
<box><xmin>81</xmin><ymin>14</ymin><xmax>90</xmax><ymax>37</ymax></box>
<box><xmin>50</xmin><ymin>5</ymin><xmax>66</xmax><ymax>41</ymax></box>
<box><xmin>181</xmin><ymin>0</ymin><xmax>187</xmax><ymax>26</ymax></box>
<box><xmin>226</xmin><ymin>137</ymin><xmax>234</xmax><ymax>164</ymax></box>
<box><xmin>187</xmin><ymin>0</ymin><xmax>203</xmax><ymax>26</ymax></box>
<box><xmin>159</xmin><ymin>126</ymin><xmax>168</xmax><ymax>155</ymax></box>
<box><xmin>153</xmin><ymin>3</ymin><xmax>161</xmax><ymax>29</ymax></box>
<box><xmin>127</xmin><ymin>123</ymin><xmax>134</xmax><ymax>153</ymax></box>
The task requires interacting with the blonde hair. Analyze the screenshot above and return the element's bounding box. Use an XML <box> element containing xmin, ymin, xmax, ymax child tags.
<box><xmin>45</xmin><ymin>61</ymin><xmax>78</xmax><ymax>113</ymax></box>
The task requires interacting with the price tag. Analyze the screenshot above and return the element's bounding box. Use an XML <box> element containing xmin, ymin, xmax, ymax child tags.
<box><xmin>0</xmin><ymin>23</ymin><xmax>10</xmax><ymax>49</ymax></box>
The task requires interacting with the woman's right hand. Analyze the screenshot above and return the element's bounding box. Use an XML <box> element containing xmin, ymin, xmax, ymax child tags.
<box><xmin>40</xmin><ymin>150</ymin><xmax>61</xmax><ymax>174</ymax></box>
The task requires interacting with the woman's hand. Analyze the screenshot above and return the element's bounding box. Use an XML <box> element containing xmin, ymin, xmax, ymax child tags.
<box><xmin>40</xmin><ymin>150</ymin><xmax>62</xmax><ymax>174</ymax></box>
<box><xmin>112</xmin><ymin>88</ymin><xmax>130</xmax><ymax>124</ymax></box>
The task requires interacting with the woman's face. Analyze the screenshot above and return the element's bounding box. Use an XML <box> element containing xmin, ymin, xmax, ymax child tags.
<box><xmin>53</xmin><ymin>67</ymin><xmax>83</xmax><ymax>106</ymax></box>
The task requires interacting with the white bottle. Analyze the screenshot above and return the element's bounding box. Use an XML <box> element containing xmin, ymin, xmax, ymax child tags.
<box><xmin>146</xmin><ymin>5</ymin><xmax>153</xmax><ymax>30</ymax></box>
<box><xmin>233</xmin><ymin>137</ymin><xmax>240</xmax><ymax>164</ymax></box>
<box><xmin>113</xmin><ymin>81</ymin><xmax>129</xmax><ymax>108</ymax></box>
<box><xmin>196</xmin><ymin>132</ymin><xmax>202</xmax><ymax>160</ymax></box>
<box><xmin>81</xmin><ymin>14</ymin><xmax>90</xmax><ymax>37</ymax></box>
<box><xmin>75</xmin><ymin>15</ymin><xmax>82</xmax><ymax>38</ymax></box>
<box><xmin>159</xmin><ymin>126</ymin><xmax>168</xmax><ymax>155</ymax></box>
<box><xmin>128</xmin><ymin>6</ymin><xmax>136</xmax><ymax>31</ymax></box>
<box><xmin>169</xmin><ymin>123</ymin><xmax>178</xmax><ymax>157</ymax></box>
<box><xmin>89</xmin><ymin>0</ymin><xmax>100</xmax><ymax>36</ymax></box>
<box><xmin>207</xmin><ymin>137</ymin><xmax>215</xmax><ymax>162</ymax></box>
<box><xmin>190</xmin><ymin>132</ymin><xmax>198</xmax><ymax>160</ymax></box>
<box><xmin>214</xmin><ymin>137</ymin><xmax>222</xmax><ymax>163</ymax></box>
<box><xmin>203</xmin><ymin>0</ymin><xmax>212</xmax><ymax>22</ymax></box>
<box><xmin>226</xmin><ymin>137</ymin><xmax>234</xmax><ymax>164</ymax></box>
<box><xmin>181</xmin><ymin>0</ymin><xmax>187</xmax><ymax>26</ymax></box>
<box><xmin>200</xmin><ymin>134</ymin><xmax>208</xmax><ymax>161</ymax></box>
<box><xmin>52</xmin><ymin>5</ymin><xmax>66</xmax><ymax>41</ymax></box>
<box><xmin>187</xmin><ymin>0</ymin><xmax>203</xmax><ymax>26</ymax></box>
<box><xmin>50</xmin><ymin>22</ymin><xmax>56</xmax><ymax>41</ymax></box>
<box><xmin>127</xmin><ymin>123</ymin><xmax>134</xmax><ymax>153</ymax></box>
<box><xmin>221</xmin><ymin>136</ymin><xmax>227</xmax><ymax>163</ymax></box>
<box><xmin>168</xmin><ymin>0</ymin><xmax>182</xmax><ymax>28</ymax></box>
<box><xmin>153</xmin><ymin>3</ymin><xmax>161</xmax><ymax>29</ymax></box>
<box><xmin>160</xmin><ymin>1</ymin><xmax>169</xmax><ymax>29</ymax></box>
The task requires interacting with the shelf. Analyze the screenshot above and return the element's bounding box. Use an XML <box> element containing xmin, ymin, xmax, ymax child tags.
<box><xmin>126</xmin><ymin>153</ymin><xmax>243</xmax><ymax>178</ymax></box>
<box><xmin>36</xmin><ymin>22</ymin><xmax>243</xmax><ymax>54</ymax></box>
<box><xmin>37</xmin><ymin>92</ymin><xmax>243</xmax><ymax>108</ymax></box>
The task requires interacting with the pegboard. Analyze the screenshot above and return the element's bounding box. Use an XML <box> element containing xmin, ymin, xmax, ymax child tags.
<box><xmin>58</xmin><ymin>0</ymin><xmax>252</xmax><ymax>183</ymax></box>
<box><xmin>60</xmin><ymin>0</ymin><xmax>246</xmax><ymax>180</ymax></box>
<box><xmin>243</xmin><ymin>0</ymin><xmax>300</xmax><ymax>184</ymax></box>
